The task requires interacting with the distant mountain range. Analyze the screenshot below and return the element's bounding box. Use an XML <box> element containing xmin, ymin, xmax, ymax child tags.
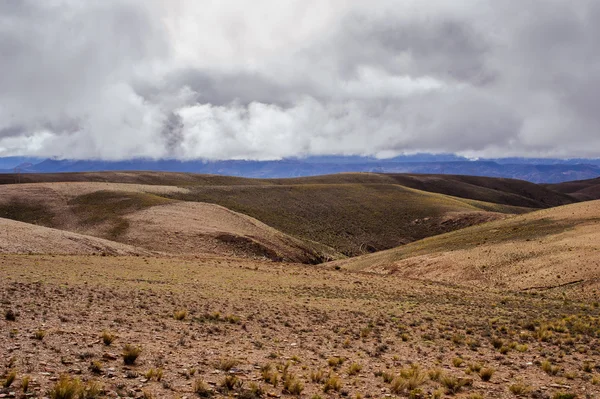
<box><xmin>1</xmin><ymin>155</ymin><xmax>600</xmax><ymax>183</ymax></box>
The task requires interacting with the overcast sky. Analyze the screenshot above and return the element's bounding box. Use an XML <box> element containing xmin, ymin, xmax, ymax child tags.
<box><xmin>1</xmin><ymin>0</ymin><xmax>599</xmax><ymax>160</ymax></box>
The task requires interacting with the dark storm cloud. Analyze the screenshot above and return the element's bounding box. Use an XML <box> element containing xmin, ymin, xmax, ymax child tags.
<box><xmin>0</xmin><ymin>0</ymin><xmax>599</xmax><ymax>160</ymax></box>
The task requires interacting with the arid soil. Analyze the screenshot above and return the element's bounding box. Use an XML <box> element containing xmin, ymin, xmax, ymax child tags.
<box><xmin>1</xmin><ymin>255</ymin><xmax>599</xmax><ymax>399</ymax></box>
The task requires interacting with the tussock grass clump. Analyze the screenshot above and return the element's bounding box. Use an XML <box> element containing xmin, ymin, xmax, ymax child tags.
<box><xmin>552</xmin><ymin>393</ymin><xmax>576</xmax><ymax>399</ymax></box>
<box><xmin>122</xmin><ymin>344</ymin><xmax>142</xmax><ymax>365</ymax></box>
<box><xmin>101</xmin><ymin>330</ymin><xmax>115</xmax><ymax>346</ymax></box>
<box><xmin>390</xmin><ymin>365</ymin><xmax>428</xmax><ymax>394</ymax></box>
<box><xmin>323</xmin><ymin>375</ymin><xmax>342</xmax><ymax>393</ymax></box>
<box><xmin>261</xmin><ymin>364</ymin><xmax>279</xmax><ymax>386</ymax></box>
<box><xmin>310</xmin><ymin>368</ymin><xmax>325</xmax><ymax>383</ymax></box>
<box><xmin>509</xmin><ymin>381</ymin><xmax>532</xmax><ymax>396</ymax></box>
<box><xmin>440</xmin><ymin>374</ymin><xmax>467</xmax><ymax>394</ymax></box>
<box><xmin>541</xmin><ymin>360</ymin><xmax>560</xmax><ymax>376</ymax></box>
<box><xmin>174</xmin><ymin>310</ymin><xmax>187</xmax><ymax>320</ymax></box>
<box><xmin>216</xmin><ymin>358</ymin><xmax>239</xmax><ymax>372</ymax></box>
<box><xmin>327</xmin><ymin>357</ymin><xmax>344</xmax><ymax>368</ymax></box>
<box><xmin>49</xmin><ymin>376</ymin><xmax>81</xmax><ymax>399</ymax></box>
<box><xmin>193</xmin><ymin>379</ymin><xmax>213</xmax><ymax>397</ymax></box>
<box><xmin>220</xmin><ymin>375</ymin><xmax>241</xmax><ymax>392</ymax></box>
<box><xmin>89</xmin><ymin>361</ymin><xmax>102</xmax><ymax>374</ymax></box>
<box><xmin>428</xmin><ymin>368</ymin><xmax>442</xmax><ymax>382</ymax></box>
<box><xmin>582</xmin><ymin>361</ymin><xmax>594</xmax><ymax>373</ymax></box>
<box><xmin>145</xmin><ymin>368</ymin><xmax>163</xmax><ymax>381</ymax></box>
<box><xmin>34</xmin><ymin>329</ymin><xmax>46</xmax><ymax>340</ymax></box>
<box><xmin>283</xmin><ymin>374</ymin><xmax>304</xmax><ymax>396</ymax></box>
<box><xmin>347</xmin><ymin>362</ymin><xmax>362</xmax><ymax>376</ymax></box>
<box><xmin>3</xmin><ymin>370</ymin><xmax>16</xmax><ymax>388</ymax></box>
<box><xmin>479</xmin><ymin>367</ymin><xmax>495</xmax><ymax>382</ymax></box>
<box><xmin>452</xmin><ymin>357</ymin><xmax>464</xmax><ymax>367</ymax></box>
<box><xmin>21</xmin><ymin>375</ymin><xmax>30</xmax><ymax>393</ymax></box>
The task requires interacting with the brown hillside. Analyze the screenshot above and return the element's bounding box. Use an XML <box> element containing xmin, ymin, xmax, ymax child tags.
<box><xmin>0</xmin><ymin>182</ymin><xmax>331</xmax><ymax>263</ymax></box>
<box><xmin>0</xmin><ymin>171</ymin><xmax>577</xmax><ymax>208</ymax></box>
<box><xmin>168</xmin><ymin>183</ymin><xmax>529</xmax><ymax>256</ymax></box>
<box><xmin>0</xmin><ymin>217</ymin><xmax>150</xmax><ymax>256</ymax></box>
<box><xmin>0</xmin><ymin>173</ymin><xmax>540</xmax><ymax>258</ymax></box>
<box><xmin>545</xmin><ymin>176</ymin><xmax>600</xmax><ymax>201</ymax></box>
<box><xmin>334</xmin><ymin>200</ymin><xmax>600</xmax><ymax>298</ymax></box>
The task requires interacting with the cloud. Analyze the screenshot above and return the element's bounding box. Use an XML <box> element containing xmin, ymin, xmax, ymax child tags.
<box><xmin>0</xmin><ymin>0</ymin><xmax>599</xmax><ymax>160</ymax></box>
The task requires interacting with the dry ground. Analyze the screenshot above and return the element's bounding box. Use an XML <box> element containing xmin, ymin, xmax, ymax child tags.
<box><xmin>1</xmin><ymin>255</ymin><xmax>599</xmax><ymax>399</ymax></box>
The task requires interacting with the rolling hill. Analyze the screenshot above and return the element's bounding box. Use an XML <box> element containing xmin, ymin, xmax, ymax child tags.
<box><xmin>544</xmin><ymin>176</ymin><xmax>600</xmax><ymax>201</ymax></box>
<box><xmin>0</xmin><ymin>217</ymin><xmax>150</xmax><ymax>256</ymax></box>
<box><xmin>333</xmin><ymin>200</ymin><xmax>600</xmax><ymax>298</ymax></box>
<box><xmin>0</xmin><ymin>182</ymin><xmax>332</xmax><ymax>263</ymax></box>
<box><xmin>0</xmin><ymin>171</ymin><xmax>583</xmax><ymax>260</ymax></box>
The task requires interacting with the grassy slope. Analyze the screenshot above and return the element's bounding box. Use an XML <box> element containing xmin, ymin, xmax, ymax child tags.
<box><xmin>334</xmin><ymin>200</ymin><xmax>600</xmax><ymax>293</ymax></box>
<box><xmin>168</xmin><ymin>183</ymin><xmax>529</xmax><ymax>256</ymax></box>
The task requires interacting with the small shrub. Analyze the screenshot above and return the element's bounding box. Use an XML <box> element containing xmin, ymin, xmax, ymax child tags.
<box><xmin>452</xmin><ymin>357</ymin><xmax>464</xmax><ymax>367</ymax></box>
<box><xmin>480</xmin><ymin>368</ymin><xmax>495</xmax><ymax>382</ymax></box>
<box><xmin>122</xmin><ymin>344</ymin><xmax>142</xmax><ymax>365</ymax></box>
<box><xmin>582</xmin><ymin>362</ymin><xmax>594</xmax><ymax>373</ymax></box>
<box><xmin>101</xmin><ymin>330</ymin><xmax>115</xmax><ymax>346</ymax></box>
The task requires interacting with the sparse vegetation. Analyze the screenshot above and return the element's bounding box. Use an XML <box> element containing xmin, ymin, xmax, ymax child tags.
<box><xmin>3</xmin><ymin>370</ymin><xmax>16</xmax><ymax>388</ymax></box>
<box><xmin>122</xmin><ymin>344</ymin><xmax>142</xmax><ymax>365</ymax></box>
<box><xmin>174</xmin><ymin>309</ymin><xmax>187</xmax><ymax>320</ymax></box>
<box><xmin>101</xmin><ymin>330</ymin><xmax>115</xmax><ymax>345</ymax></box>
<box><xmin>193</xmin><ymin>379</ymin><xmax>213</xmax><ymax>397</ymax></box>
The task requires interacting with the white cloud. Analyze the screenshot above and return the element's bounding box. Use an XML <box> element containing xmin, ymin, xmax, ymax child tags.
<box><xmin>0</xmin><ymin>0</ymin><xmax>599</xmax><ymax>160</ymax></box>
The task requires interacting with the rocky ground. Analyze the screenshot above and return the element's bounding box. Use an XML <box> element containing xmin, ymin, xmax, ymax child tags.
<box><xmin>1</xmin><ymin>254</ymin><xmax>599</xmax><ymax>398</ymax></box>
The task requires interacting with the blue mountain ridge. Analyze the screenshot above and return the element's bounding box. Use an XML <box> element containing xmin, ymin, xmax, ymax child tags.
<box><xmin>1</xmin><ymin>155</ymin><xmax>599</xmax><ymax>183</ymax></box>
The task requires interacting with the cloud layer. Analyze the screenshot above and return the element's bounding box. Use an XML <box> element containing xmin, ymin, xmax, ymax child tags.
<box><xmin>1</xmin><ymin>0</ymin><xmax>599</xmax><ymax>160</ymax></box>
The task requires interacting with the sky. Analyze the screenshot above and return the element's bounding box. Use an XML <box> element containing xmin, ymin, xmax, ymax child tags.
<box><xmin>0</xmin><ymin>0</ymin><xmax>599</xmax><ymax>160</ymax></box>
